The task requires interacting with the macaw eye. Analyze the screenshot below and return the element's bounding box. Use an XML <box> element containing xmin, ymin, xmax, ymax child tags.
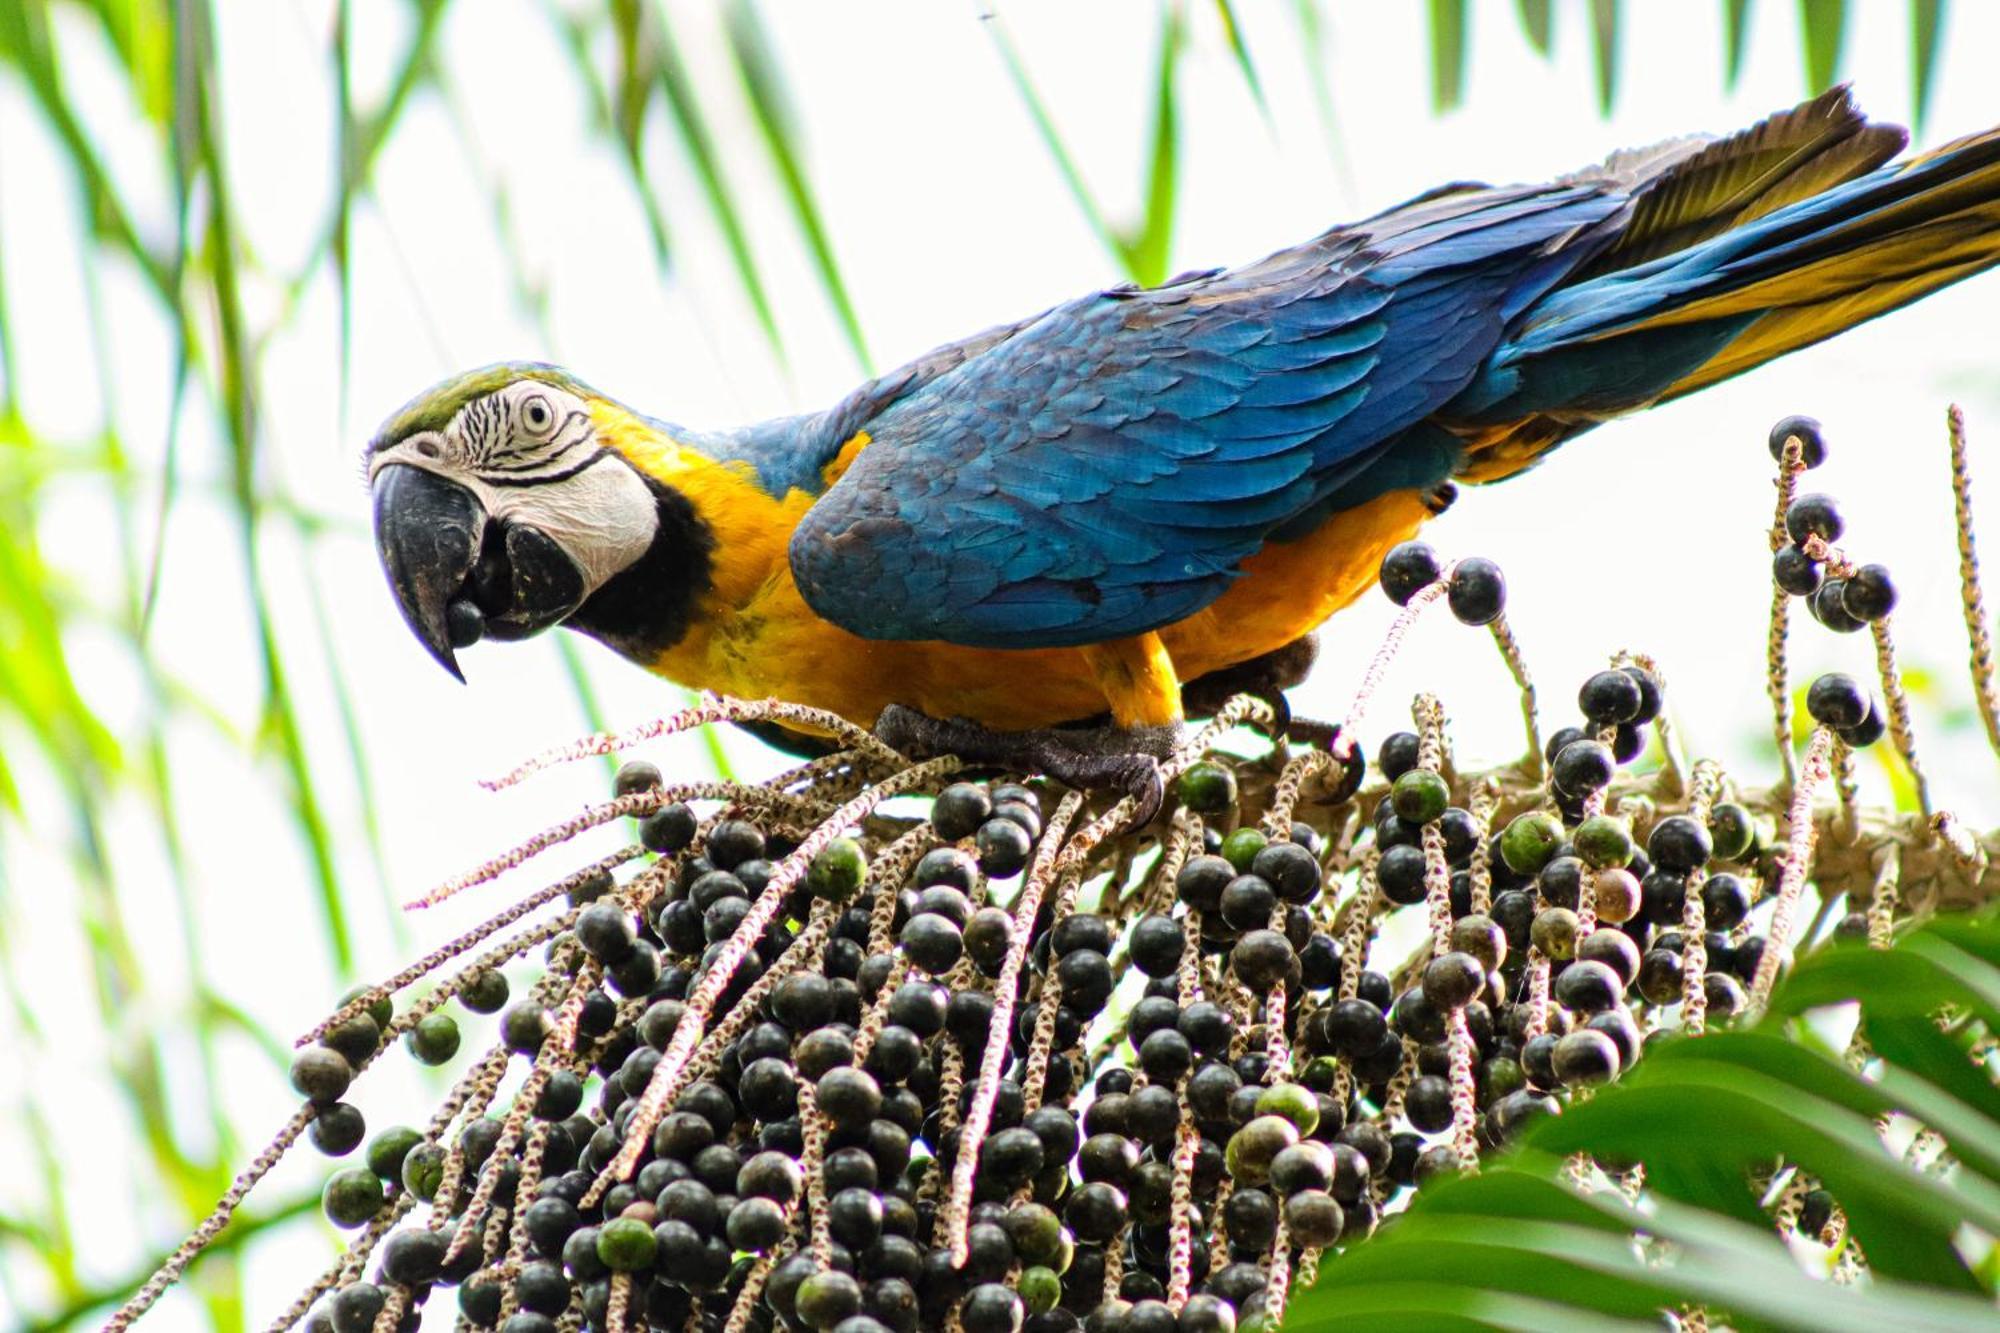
<box><xmin>521</xmin><ymin>393</ymin><xmax>555</xmax><ymax>435</ymax></box>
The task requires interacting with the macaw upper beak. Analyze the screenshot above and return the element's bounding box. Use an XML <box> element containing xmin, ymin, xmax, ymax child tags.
<box><xmin>372</xmin><ymin>462</ymin><xmax>592</xmax><ymax>681</ymax></box>
<box><xmin>372</xmin><ymin>463</ymin><xmax>484</xmax><ymax>681</ymax></box>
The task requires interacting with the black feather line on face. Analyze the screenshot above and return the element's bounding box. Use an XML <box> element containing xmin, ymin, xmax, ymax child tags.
<box><xmin>480</xmin><ymin>447</ymin><xmax>610</xmax><ymax>485</ymax></box>
<box><xmin>485</xmin><ymin>408</ymin><xmax>590</xmax><ymax>467</ymax></box>
<box><xmin>480</xmin><ymin>409</ymin><xmax>597</xmax><ymax>486</ymax></box>
<box><xmin>562</xmin><ymin>474</ymin><xmax>715</xmax><ymax>664</ymax></box>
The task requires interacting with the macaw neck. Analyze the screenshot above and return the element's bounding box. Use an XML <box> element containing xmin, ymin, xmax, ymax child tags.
<box><xmin>562</xmin><ymin>468</ymin><xmax>715</xmax><ymax>667</ymax></box>
<box><xmin>652</xmin><ymin>413</ymin><xmax>831</xmax><ymax>499</ymax></box>
<box><xmin>570</xmin><ymin>400</ymin><xmax>858</xmax><ymax>699</ymax></box>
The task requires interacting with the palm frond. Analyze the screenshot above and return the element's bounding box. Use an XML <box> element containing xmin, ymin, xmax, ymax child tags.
<box><xmin>1290</xmin><ymin>911</ymin><xmax>2000</xmax><ymax>1330</ymax></box>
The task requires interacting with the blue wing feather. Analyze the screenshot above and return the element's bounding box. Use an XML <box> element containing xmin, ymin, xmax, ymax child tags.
<box><xmin>786</xmin><ymin>185</ymin><xmax>1627</xmax><ymax>648</ymax></box>
<box><xmin>766</xmin><ymin>89</ymin><xmax>2000</xmax><ymax>611</ymax></box>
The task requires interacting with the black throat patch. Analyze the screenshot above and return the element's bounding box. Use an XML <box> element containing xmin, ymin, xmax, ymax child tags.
<box><xmin>563</xmin><ymin>476</ymin><xmax>716</xmax><ymax>664</ymax></box>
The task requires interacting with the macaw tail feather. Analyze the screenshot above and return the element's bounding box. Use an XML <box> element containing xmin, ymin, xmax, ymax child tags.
<box><xmin>1449</xmin><ymin>86</ymin><xmax>2000</xmax><ymax>482</ymax></box>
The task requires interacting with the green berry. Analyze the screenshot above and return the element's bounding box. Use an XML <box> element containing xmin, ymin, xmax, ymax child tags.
<box><xmin>458</xmin><ymin>968</ymin><xmax>510</xmax><ymax>1014</ymax></box>
<box><xmin>1390</xmin><ymin>769</ymin><xmax>1450</xmax><ymax>825</ymax></box>
<box><xmin>807</xmin><ymin>837</ymin><xmax>869</xmax><ymax>901</ymax></box>
<box><xmin>289</xmin><ymin>1046</ymin><xmax>354</xmax><ymax>1105</ymax></box>
<box><xmin>322</xmin><ymin>1011</ymin><xmax>381</xmax><ymax>1067</ymax></box>
<box><xmin>596</xmin><ymin>1216</ymin><xmax>657</xmax><ymax>1271</ymax></box>
<box><xmin>1421</xmin><ymin>951</ymin><xmax>1485</xmax><ymax>1011</ymax></box>
<box><xmin>1002</xmin><ymin>1201</ymin><xmax>1065</xmax><ymax>1266</ymax></box>
<box><xmin>308</xmin><ymin>1102</ymin><xmax>366</xmax><ymax>1157</ymax></box>
<box><xmin>1449</xmin><ymin>914</ymin><xmax>1506</xmax><ymax>971</ymax></box>
<box><xmin>1224</xmin><ymin>1114</ymin><xmax>1300</xmax><ymax>1186</ymax></box>
<box><xmin>404</xmin><ymin>1012</ymin><xmax>461</xmax><ymax>1066</ymax></box>
<box><xmin>339</xmin><ymin>984</ymin><xmax>393</xmax><ymax>1030</ymax></box>
<box><xmin>1499</xmin><ymin>812</ymin><xmax>1565</xmax><ymax>876</ymax></box>
<box><xmin>1220</xmin><ymin>827</ymin><xmax>1269</xmax><ymax>875</ymax></box>
<box><xmin>1481</xmin><ymin>1056</ymin><xmax>1527</xmax><ymax>1104</ymax></box>
<box><xmin>795</xmin><ymin>1271</ymin><xmax>863</xmax><ymax>1329</ymax></box>
<box><xmin>1254</xmin><ymin>1082</ymin><xmax>1319</xmax><ymax>1136</ymax></box>
<box><xmin>401</xmin><ymin>1141</ymin><xmax>447</xmax><ymax>1201</ymax></box>
<box><xmin>501</xmin><ymin>1001</ymin><xmax>552</xmax><ymax>1054</ymax></box>
<box><xmin>1301</xmin><ymin>1055</ymin><xmax>1342</xmax><ymax>1091</ymax></box>
<box><xmin>366</xmin><ymin>1126</ymin><xmax>424</xmax><ymax>1182</ymax></box>
<box><xmin>322</xmin><ymin>1166</ymin><xmax>385</xmax><ymax>1228</ymax></box>
<box><xmin>1238</xmin><ymin>1306</ymin><xmax>1278</xmax><ymax>1333</ymax></box>
<box><xmin>1019</xmin><ymin>1266</ymin><xmax>1062</xmax><ymax>1314</ymax></box>
<box><xmin>1572</xmin><ymin>815</ymin><xmax>1634</xmax><ymax>869</ymax></box>
<box><xmin>1177</xmin><ymin>761</ymin><xmax>1238</xmax><ymax>816</ymax></box>
<box><xmin>1530</xmin><ymin>907</ymin><xmax>1581</xmax><ymax>961</ymax></box>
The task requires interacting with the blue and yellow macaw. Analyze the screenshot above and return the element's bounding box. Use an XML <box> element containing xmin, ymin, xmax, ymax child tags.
<box><xmin>367</xmin><ymin>90</ymin><xmax>2000</xmax><ymax>808</ymax></box>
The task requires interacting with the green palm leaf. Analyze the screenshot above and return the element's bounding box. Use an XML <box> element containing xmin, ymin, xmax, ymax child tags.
<box><xmin>1289</xmin><ymin>910</ymin><xmax>2000</xmax><ymax>1330</ymax></box>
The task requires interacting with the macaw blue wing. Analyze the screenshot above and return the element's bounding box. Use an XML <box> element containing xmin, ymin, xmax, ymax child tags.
<box><xmin>787</xmin><ymin>184</ymin><xmax>1626</xmax><ymax>648</ymax></box>
<box><xmin>779</xmin><ymin>87</ymin><xmax>2000</xmax><ymax>649</ymax></box>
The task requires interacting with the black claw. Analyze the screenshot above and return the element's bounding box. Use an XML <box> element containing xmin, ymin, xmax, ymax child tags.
<box><xmin>1121</xmin><ymin>756</ymin><xmax>1166</xmax><ymax>831</ymax></box>
<box><xmin>1255</xmin><ymin>687</ymin><xmax>1293</xmax><ymax>739</ymax></box>
<box><xmin>1018</xmin><ymin>746</ymin><xmax>1163</xmax><ymax>833</ymax></box>
<box><xmin>1283</xmin><ymin>713</ymin><xmax>1342</xmax><ymax>748</ymax></box>
<box><xmin>1316</xmin><ymin>723</ymin><xmax>1367</xmax><ymax>803</ymax></box>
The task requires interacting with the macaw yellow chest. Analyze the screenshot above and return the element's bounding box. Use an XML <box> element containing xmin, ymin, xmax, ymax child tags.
<box><xmin>603</xmin><ymin>411</ymin><xmax>1432</xmax><ymax>732</ymax></box>
<box><xmin>654</xmin><ymin>481</ymin><xmax>1431</xmax><ymax>732</ymax></box>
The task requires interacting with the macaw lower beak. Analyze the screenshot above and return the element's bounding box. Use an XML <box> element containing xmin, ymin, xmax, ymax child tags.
<box><xmin>371</xmin><ymin>464</ymin><xmax>587</xmax><ymax>681</ymax></box>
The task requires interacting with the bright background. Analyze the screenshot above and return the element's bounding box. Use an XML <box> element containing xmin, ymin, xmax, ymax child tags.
<box><xmin>2</xmin><ymin>1</ymin><xmax>1996</xmax><ymax>1327</ymax></box>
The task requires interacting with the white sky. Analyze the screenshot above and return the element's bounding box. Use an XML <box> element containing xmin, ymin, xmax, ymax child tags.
<box><xmin>3</xmin><ymin>1</ymin><xmax>1999</xmax><ymax>1326</ymax></box>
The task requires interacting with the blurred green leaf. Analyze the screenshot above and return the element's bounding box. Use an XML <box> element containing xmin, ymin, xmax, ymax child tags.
<box><xmin>1589</xmin><ymin>0</ymin><xmax>1620</xmax><ymax>114</ymax></box>
<box><xmin>1800</xmin><ymin>0</ymin><xmax>1848</xmax><ymax>91</ymax></box>
<box><xmin>1114</xmin><ymin>3</ymin><xmax>1186</xmax><ymax>287</ymax></box>
<box><xmin>1211</xmin><ymin>0</ymin><xmax>1269</xmax><ymax>121</ymax></box>
<box><xmin>1288</xmin><ymin>0</ymin><xmax>1349</xmax><ymax>174</ymax></box>
<box><xmin>1517</xmin><ymin>0</ymin><xmax>1554</xmax><ymax>55</ymax></box>
<box><xmin>0</xmin><ymin>0</ymin><xmax>174</xmax><ymax>300</ymax></box>
<box><xmin>986</xmin><ymin>13</ymin><xmax>1123</xmax><ymax>270</ymax></box>
<box><xmin>1293</xmin><ymin>913</ymin><xmax>2000</xmax><ymax>1329</ymax></box>
<box><xmin>723</xmin><ymin>0</ymin><xmax>872</xmax><ymax>373</ymax></box>
<box><xmin>1430</xmin><ymin>0</ymin><xmax>1468</xmax><ymax>111</ymax></box>
<box><xmin>989</xmin><ymin>1</ymin><xmax>1185</xmax><ymax>288</ymax></box>
<box><xmin>1724</xmin><ymin>0</ymin><xmax>1754</xmax><ymax>88</ymax></box>
<box><xmin>1911</xmin><ymin>0</ymin><xmax>1945</xmax><ymax>134</ymax></box>
<box><xmin>178</xmin><ymin>0</ymin><xmax>354</xmax><ymax>974</ymax></box>
<box><xmin>648</xmin><ymin>3</ymin><xmax>786</xmax><ymax>358</ymax></box>
<box><xmin>0</xmin><ymin>2</ymin><xmax>1987</xmax><ymax>1322</ymax></box>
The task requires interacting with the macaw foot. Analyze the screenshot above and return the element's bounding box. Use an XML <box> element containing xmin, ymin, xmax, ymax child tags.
<box><xmin>1180</xmin><ymin>634</ymin><xmax>1319</xmax><ymax>738</ymax></box>
<box><xmin>875</xmin><ymin>704</ymin><xmax>1176</xmax><ymax>831</ymax></box>
<box><xmin>1178</xmin><ymin>636</ymin><xmax>1364</xmax><ymax>802</ymax></box>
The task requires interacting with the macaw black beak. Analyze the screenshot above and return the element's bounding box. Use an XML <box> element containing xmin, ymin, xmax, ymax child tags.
<box><xmin>372</xmin><ymin>462</ymin><xmax>592</xmax><ymax>681</ymax></box>
<box><xmin>372</xmin><ymin>463</ymin><xmax>484</xmax><ymax>681</ymax></box>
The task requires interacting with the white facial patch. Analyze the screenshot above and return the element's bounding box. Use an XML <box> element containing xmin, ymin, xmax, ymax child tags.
<box><xmin>368</xmin><ymin>381</ymin><xmax>660</xmax><ymax>601</ymax></box>
<box><xmin>475</xmin><ymin>460</ymin><xmax>658</xmax><ymax>597</ymax></box>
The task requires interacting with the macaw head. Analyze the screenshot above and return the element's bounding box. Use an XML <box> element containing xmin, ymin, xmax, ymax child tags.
<box><xmin>365</xmin><ymin>363</ymin><xmax>709</xmax><ymax>679</ymax></box>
